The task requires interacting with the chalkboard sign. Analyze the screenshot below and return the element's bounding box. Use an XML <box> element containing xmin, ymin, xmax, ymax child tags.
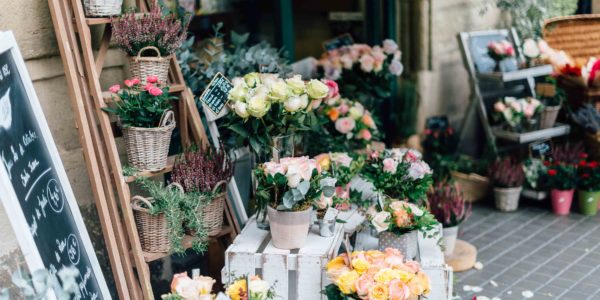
<box><xmin>0</xmin><ymin>32</ymin><xmax>111</xmax><ymax>299</ymax></box>
<box><xmin>468</xmin><ymin>33</ymin><xmax>518</xmax><ymax>73</ymax></box>
<box><xmin>529</xmin><ymin>139</ymin><xmax>553</xmax><ymax>159</ymax></box>
<box><xmin>200</xmin><ymin>72</ymin><xmax>233</xmax><ymax>115</ymax></box>
<box><xmin>323</xmin><ymin>33</ymin><xmax>354</xmax><ymax>52</ymax></box>
<box><xmin>425</xmin><ymin>115</ymin><xmax>450</xmax><ymax>130</ymax></box>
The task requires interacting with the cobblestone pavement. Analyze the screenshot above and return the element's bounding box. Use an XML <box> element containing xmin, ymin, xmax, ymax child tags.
<box><xmin>454</xmin><ymin>202</ymin><xmax>600</xmax><ymax>300</ymax></box>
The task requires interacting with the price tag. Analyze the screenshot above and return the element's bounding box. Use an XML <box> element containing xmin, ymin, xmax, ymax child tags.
<box><xmin>535</xmin><ymin>83</ymin><xmax>556</xmax><ymax>98</ymax></box>
<box><xmin>199</xmin><ymin>72</ymin><xmax>233</xmax><ymax>115</ymax></box>
<box><xmin>529</xmin><ymin>139</ymin><xmax>552</xmax><ymax>159</ymax></box>
<box><xmin>323</xmin><ymin>33</ymin><xmax>354</xmax><ymax>52</ymax></box>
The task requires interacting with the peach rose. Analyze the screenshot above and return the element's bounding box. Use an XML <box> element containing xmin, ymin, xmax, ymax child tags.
<box><xmin>328</xmin><ymin>108</ymin><xmax>340</xmax><ymax>121</ymax></box>
<box><xmin>360</xmin><ymin>54</ymin><xmax>375</xmax><ymax>72</ymax></box>
<box><xmin>389</xmin><ymin>279</ymin><xmax>411</xmax><ymax>300</ymax></box>
<box><xmin>359</xmin><ymin>129</ymin><xmax>372</xmax><ymax>141</ymax></box>
<box><xmin>362</xmin><ymin>111</ymin><xmax>376</xmax><ymax>129</ymax></box>
<box><xmin>335</xmin><ymin>117</ymin><xmax>356</xmax><ymax>134</ymax></box>
<box><xmin>356</xmin><ymin>273</ymin><xmax>374</xmax><ymax>299</ymax></box>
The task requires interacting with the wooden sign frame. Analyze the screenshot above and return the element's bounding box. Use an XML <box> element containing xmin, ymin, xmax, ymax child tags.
<box><xmin>199</xmin><ymin>72</ymin><xmax>232</xmax><ymax>115</ymax></box>
<box><xmin>0</xmin><ymin>31</ymin><xmax>111</xmax><ymax>299</ymax></box>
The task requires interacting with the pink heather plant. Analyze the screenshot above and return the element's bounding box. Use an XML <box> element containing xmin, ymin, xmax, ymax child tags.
<box><xmin>427</xmin><ymin>181</ymin><xmax>471</xmax><ymax>227</ymax></box>
<box><xmin>112</xmin><ymin>6</ymin><xmax>190</xmax><ymax>57</ymax></box>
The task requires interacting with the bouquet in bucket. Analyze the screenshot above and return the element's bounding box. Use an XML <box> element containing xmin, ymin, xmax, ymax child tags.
<box><xmin>368</xmin><ymin>200</ymin><xmax>438</xmax><ymax>237</ymax></box>
<box><xmin>314</xmin><ymin>152</ymin><xmax>366</xmax><ymax>211</ymax></box>
<box><xmin>163</xmin><ymin>272</ymin><xmax>216</xmax><ymax>300</ymax></box>
<box><xmin>226</xmin><ymin>275</ymin><xmax>276</xmax><ymax>300</ymax></box>
<box><xmin>361</xmin><ymin>148</ymin><xmax>433</xmax><ymax>204</ymax></box>
<box><xmin>324</xmin><ymin>248</ymin><xmax>431</xmax><ymax>300</ymax></box>
<box><xmin>223</xmin><ymin>72</ymin><xmax>330</xmax><ymax>160</ymax></box>
<box><xmin>318</xmin><ymin>39</ymin><xmax>403</xmax><ymax>109</ymax></box>
<box><xmin>493</xmin><ymin>97</ymin><xmax>544</xmax><ymax>132</ymax></box>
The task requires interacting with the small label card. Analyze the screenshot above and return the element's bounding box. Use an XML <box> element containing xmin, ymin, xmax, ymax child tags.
<box><xmin>199</xmin><ymin>72</ymin><xmax>233</xmax><ymax>115</ymax></box>
<box><xmin>529</xmin><ymin>139</ymin><xmax>552</xmax><ymax>159</ymax></box>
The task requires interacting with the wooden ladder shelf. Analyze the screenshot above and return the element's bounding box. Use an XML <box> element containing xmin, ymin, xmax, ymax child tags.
<box><xmin>48</xmin><ymin>1</ymin><xmax>239</xmax><ymax>299</ymax></box>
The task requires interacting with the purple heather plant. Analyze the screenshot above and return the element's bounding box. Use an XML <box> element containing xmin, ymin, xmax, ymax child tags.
<box><xmin>112</xmin><ymin>6</ymin><xmax>190</xmax><ymax>57</ymax></box>
<box><xmin>489</xmin><ymin>157</ymin><xmax>525</xmax><ymax>188</ymax></box>
<box><xmin>427</xmin><ymin>181</ymin><xmax>471</xmax><ymax>227</ymax></box>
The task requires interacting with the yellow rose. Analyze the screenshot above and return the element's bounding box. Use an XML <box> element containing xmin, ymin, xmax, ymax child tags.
<box><xmin>395</xmin><ymin>269</ymin><xmax>415</xmax><ymax>283</ymax></box>
<box><xmin>327</xmin><ymin>256</ymin><xmax>347</xmax><ymax>271</ymax></box>
<box><xmin>226</xmin><ymin>279</ymin><xmax>247</xmax><ymax>300</ymax></box>
<box><xmin>351</xmin><ymin>258</ymin><xmax>370</xmax><ymax>275</ymax></box>
<box><xmin>286</xmin><ymin>75</ymin><xmax>306</xmax><ymax>95</ymax></box>
<box><xmin>374</xmin><ymin>268</ymin><xmax>402</xmax><ymax>284</ymax></box>
<box><xmin>327</xmin><ymin>256</ymin><xmax>350</xmax><ymax>282</ymax></box>
<box><xmin>368</xmin><ymin>282</ymin><xmax>389</xmax><ymax>300</ymax></box>
<box><xmin>408</xmin><ymin>271</ymin><xmax>431</xmax><ymax>296</ymax></box>
<box><xmin>306</xmin><ymin>79</ymin><xmax>329</xmax><ymax>99</ymax></box>
<box><xmin>336</xmin><ymin>270</ymin><xmax>359</xmax><ymax>294</ymax></box>
<box><xmin>244</xmin><ymin>72</ymin><xmax>261</xmax><ymax>88</ymax></box>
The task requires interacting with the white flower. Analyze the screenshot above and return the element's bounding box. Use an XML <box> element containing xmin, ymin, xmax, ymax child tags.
<box><xmin>263</xmin><ymin>161</ymin><xmax>286</xmax><ymax>176</ymax></box>
<box><xmin>407</xmin><ymin>161</ymin><xmax>432</xmax><ymax>180</ymax></box>
<box><xmin>382</xmin><ymin>39</ymin><xmax>399</xmax><ymax>54</ymax></box>
<box><xmin>260</xmin><ymin>73</ymin><xmax>279</xmax><ymax>87</ymax></box>
<box><xmin>286</xmin><ymin>75</ymin><xmax>306</xmax><ymax>95</ymax></box>
<box><xmin>371</xmin><ymin>211</ymin><xmax>391</xmax><ymax>233</ymax></box>
<box><xmin>330</xmin><ymin>152</ymin><xmax>353</xmax><ymax>167</ymax></box>
<box><xmin>306</xmin><ymin>79</ymin><xmax>329</xmax><ymax>99</ymax></box>
<box><xmin>249</xmin><ymin>278</ymin><xmax>271</xmax><ymax>300</ymax></box>
<box><xmin>298</xmin><ymin>94</ymin><xmax>309</xmax><ymax>110</ymax></box>
<box><xmin>348</xmin><ymin>103</ymin><xmax>365</xmax><ymax>120</ymax></box>
<box><xmin>233</xmin><ymin>101</ymin><xmax>249</xmax><ymax>118</ymax></box>
<box><xmin>522</xmin><ymin>38</ymin><xmax>540</xmax><ymax>58</ymax></box>
<box><xmin>408</xmin><ymin>203</ymin><xmax>424</xmax><ymax>216</ymax></box>
<box><xmin>244</xmin><ymin>72</ymin><xmax>261</xmax><ymax>88</ymax></box>
<box><xmin>284</xmin><ymin>96</ymin><xmax>302</xmax><ymax>112</ymax></box>
<box><xmin>174</xmin><ymin>277</ymin><xmax>201</xmax><ymax>300</ymax></box>
<box><xmin>229</xmin><ymin>81</ymin><xmax>248</xmax><ymax>102</ymax></box>
<box><xmin>286</xmin><ymin>165</ymin><xmax>303</xmax><ymax>188</ymax></box>
<box><xmin>389</xmin><ymin>200</ymin><xmax>407</xmax><ymax>212</ymax></box>
<box><xmin>247</xmin><ymin>93</ymin><xmax>270</xmax><ymax>118</ymax></box>
<box><xmin>196</xmin><ymin>275</ymin><xmax>216</xmax><ymax>295</ymax></box>
<box><xmin>268</xmin><ymin>79</ymin><xmax>289</xmax><ymax>102</ymax></box>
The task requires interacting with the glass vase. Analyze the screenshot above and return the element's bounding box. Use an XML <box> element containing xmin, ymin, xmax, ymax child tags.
<box><xmin>271</xmin><ymin>134</ymin><xmax>296</xmax><ymax>162</ymax></box>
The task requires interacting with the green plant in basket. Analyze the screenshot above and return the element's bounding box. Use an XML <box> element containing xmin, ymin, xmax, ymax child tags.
<box><xmin>103</xmin><ymin>77</ymin><xmax>176</xmax><ymax>128</ymax></box>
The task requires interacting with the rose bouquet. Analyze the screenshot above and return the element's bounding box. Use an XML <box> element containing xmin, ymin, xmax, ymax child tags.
<box><xmin>324</xmin><ymin>248</ymin><xmax>431</xmax><ymax>300</ymax></box>
<box><xmin>318</xmin><ymin>39</ymin><xmax>403</xmax><ymax>109</ymax></box>
<box><xmin>163</xmin><ymin>272</ymin><xmax>216</xmax><ymax>300</ymax></box>
<box><xmin>361</xmin><ymin>148</ymin><xmax>433</xmax><ymax>204</ymax></box>
<box><xmin>223</xmin><ymin>72</ymin><xmax>329</xmax><ymax>160</ymax></box>
<box><xmin>307</xmin><ymin>80</ymin><xmax>381</xmax><ymax>155</ymax></box>
<box><xmin>487</xmin><ymin>40</ymin><xmax>515</xmax><ymax>62</ymax></box>
<box><xmin>226</xmin><ymin>275</ymin><xmax>276</xmax><ymax>300</ymax></box>
<box><xmin>369</xmin><ymin>200</ymin><xmax>438</xmax><ymax>236</ymax></box>
<box><xmin>493</xmin><ymin>97</ymin><xmax>544</xmax><ymax>132</ymax></box>
<box><xmin>315</xmin><ymin>152</ymin><xmax>366</xmax><ymax>211</ymax></box>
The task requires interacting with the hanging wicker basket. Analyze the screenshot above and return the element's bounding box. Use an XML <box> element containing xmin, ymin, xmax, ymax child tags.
<box><xmin>83</xmin><ymin>0</ymin><xmax>123</xmax><ymax>17</ymax></box>
<box><xmin>128</xmin><ymin>46</ymin><xmax>171</xmax><ymax>85</ymax></box>
<box><xmin>450</xmin><ymin>171</ymin><xmax>490</xmax><ymax>203</ymax></box>
<box><xmin>123</xmin><ymin>110</ymin><xmax>175</xmax><ymax>172</ymax></box>
<box><xmin>187</xmin><ymin>180</ymin><xmax>228</xmax><ymax>236</ymax></box>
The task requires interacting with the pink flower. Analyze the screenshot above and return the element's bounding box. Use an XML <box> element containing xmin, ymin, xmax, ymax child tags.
<box><xmin>148</xmin><ymin>87</ymin><xmax>163</xmax><ymax>96</ymax></box>
<box><xmin>404</xmin><ymin>150</ymin><xmax>420</xmax><ymax>163</ymax></box>
<box><xmin>389</xmin><ymin>59</ymin><xmax>404</xmax><ymax>76</ymax></box>
<box><xmin>338</xmin><ymin>102</ymin><xmax>350</xmax><ymax>115</ymax></box>
<box><xmin>403</xmin><ymin>261</ymin><xmax>421</xmax><ymax>273</ymax></box>
<box><xmin>124</xmin><ymin>79</ymin><xmax>135</xmax><ymax>87</ymax></box>
<box><xmin>359</xmin><ymin>129</ymin><xmax>372</xmax><ymax>141</ymax></box>
<box><xmin>263</xmin><ymin>161</ymin><xmax>286</xmax><ymax>176</ymax></box>
<box><xmin>382</xmin><ymin>158</ymin><xmax>398</xmax><ymax>173</ymax></box>
<box><xmin>407</xmin><ymin>161</ymin><xmax>432</xmax><ymax>180</ymax></box>
<box><xmin>383</xmin><ymin>39</ymin><xmax>399</xmax><ymax>54</ymax></box>
<box><xmin>359</xmin><ymin>54</ymin><xmax>375</xmax><ymax>73</ymax></box>
<box><xmin>324</xmin><ymin>79</ymin><xmax>340</xmax><ymax>99</ymax></box>
<box><xmin>510</xmin><ymin>101</ymin><xmax>522</xmax><ymax>112</ymax></box>
<box><xmin>146</xmin><ymin>75</ymin><xmax>159</xmax><ymax>84</ymax></box>
<box><xmin>389</xmin><ymin>279</ymin><xmax>411</xmax><ymax>300</ymax></box>
<box><xmin>131</xmin><ymin>78</ymin><xmax>140</xmax><ymax>85</ymax></box>
<box><xmin>384</xmin><ymin>247</ymin><xmax>403</xmax><ymax>258</ymax></box>
<box><xmin>356</xmin><ymin>273</ymin><xmax>374</xmax><ymax>299</ymax></box>
<box><xmin>362</xmin><ymin>111</ymin><xmax>377</xmax><ymax>129</ymax></box>
<box><xmin>331</xmin><ymin>152</ymin><xmax>353</xmax><ymax>167</ymax></box>
<box><xmin>372</xmin><ymin>46</ymin><xmax>386</xmax><ymax>64</ymax></box>
<box><xmin>144</xmin><ymin>83</ymin><xmax>154</xmax><ymax>91</ymax></box>
<box><xmin>494</xmin><ymin>101</ymin><xmax>506</xmax><ymax>112</ymax></box>
<box><xmin>335</xmin><ymin>184</ymin><xmax>350</xmax><ymax>199</ymax></box>
<box><xmin>108</xmin><ymin>84</ymin><xmax>120</xmax><ymax>93</ymax></box>
<box><xmin>335</xmin><ymin>117</ymin><xmax>356</xmax><ymax>134</ymax></box>
<box><xmin>524</xmin><ymin>104</ymin><xmax>536</xmax><ymax>118</ymax></box>
<box><xmin>340</xmin><ymin>54</ymin><xmax>354</xmax><ymax>69</ymax></box>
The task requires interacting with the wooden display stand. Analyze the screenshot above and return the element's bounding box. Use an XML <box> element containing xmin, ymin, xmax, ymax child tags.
<box><xmin>47</xmin><ymin>1</ymin><xmax>239</xmax><ymax>299</ymax></box>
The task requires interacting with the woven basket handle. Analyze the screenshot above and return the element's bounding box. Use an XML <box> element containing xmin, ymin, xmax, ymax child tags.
<box><xmin>136</xmin><ymin>46</ymin><xmax>162</xmax><ymax>60</ymax></box>
<box><xmin>167</xmin><ymin>182</ymin><xmax>185</xmax><ymax>194</ymax></box>
<box><xmin>131</xmin><ymin>195</ymin><xmax>153</xmax><ymax>211</ymax></box>
<box><xmin>212</xmin><ymin>180</ymin><xmax>229</xmax><ymax>194</ymax></box>
<box><xmin>159</xmin><ymin>110</ymin><xmax>175</xmax><ymax>127</ymax></box>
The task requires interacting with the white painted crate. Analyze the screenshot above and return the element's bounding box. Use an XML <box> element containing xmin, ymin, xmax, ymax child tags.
<box><xmin>223</xmin><ymin>218</ymin><xmax>344</xmax><ymax>300</ymax></box>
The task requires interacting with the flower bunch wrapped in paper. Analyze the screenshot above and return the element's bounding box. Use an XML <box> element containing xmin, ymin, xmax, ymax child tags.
<box><xmin>487</xmin><ymin>40</ymin><xmax>515</xmax><ymax>62</ymax></box>
<box><xmin>493</xmin><ymin>97</ymin><xmax>544</xmax><ymax>132</ymax></box>
<box><xmin>318</xmin><ymin>40</ymin><xmax>403</xmax><ymax>109</ymax></box>
<box><xmin>362</xmin><ymin>148</ymin><xmax>433</xmax><ymax>204</ymax></box>
<box><xmin>223</xmin><ymin>72</ymin><xmax>330</xmax><ymax>158</ymax></box>
<box><xmin>226</xmin><ymin>275</ymin><xmax>276</xmax><ymax>300</ymax></box>
<box><xmin>163</xmin><ymin>272</ymin><xmax>216</xmax><ymax>300</ymax></box>
<box><xmin>324</xmin><ymin>248</ymin><xmax>431</xmax><ymax>300</ymax></box>
<box><xmin>314</xmin><ymin>152</ymin><xmax>366</xmax><ymax>211</ymax></box>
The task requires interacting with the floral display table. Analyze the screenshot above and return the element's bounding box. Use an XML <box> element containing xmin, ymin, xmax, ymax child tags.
<box><xmin>223</xmin><ymin>217</ymin><xmax>344</xmax><ymax>300</ymax></box>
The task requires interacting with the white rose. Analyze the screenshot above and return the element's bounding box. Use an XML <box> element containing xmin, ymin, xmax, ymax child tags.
<box><xmin>268</xmin><ymin>79</ymin><xmax>289</xmax><ymax>102</ymax></box>
<box><xmin>233</xmin><ymin>101</ymin><xmax>250</xmax><ymax>118</ymax></box>
<box><xmin>348</xmin><ymin>103</ymin><xmax>364</xmax><ymax>120</ymax></box>
<box><xmin>522</xmin><ymin>38</ymin><xmax>540</xmax><ymax>58</ymax></box>
<box><xmin>260</xmin><ymin>73</ymin><xmax>279</xmax><ymax>87</ymax></box>
<box><xmin>371</xmin><ymin>211</ymin><xmax>391</xmax><ymax>233</ymax></box>
<box><xmin>286</xmin><ymin>75</ymin><xmax>306</xmax><ymax>95</ymax></box>
<box><xmin>198</xmin><ymin>295</ymin><xmax>213</xmax><ymax>300</ymax></box>
<box><xmin>389</xmin><ymin>201</ymin><xmax>407</xmax><ymax>212</ymax></box>
<box><xmin>298</xmin><ymin>94</ymin><xmax>309</xmax><ymax>110</ymax></box>
<box><xmin>195</xmin><ymin>275</ymin><xmax>216</xmax><ymax>295</ymax></box>
<box><xmin>284</xmin><ymin>96</ymin><xmax>302</xmax><ymax>112</ymax></box>
<box><xmin>247</xmin><ymin>93</ymin><xmax>270</xmax><ymax>118</ymax></box>
<box><xmin>407</xmin><ymin>161</ymin><xmax>432</xmax><ymax>180</ymax></box>
<box><xmin>244</xmin><ymin>72</ymin><xmax>261</xmax><ymax>88</ymax></box>
<box><xmin>249</xmin><ymin>279</ymin><xmax>271</xmax><ymax>300</ymax></box>
<box><xmin>286</xmin><ymin>164</ymin><xmax>303</xmax><ymax>188</ymax></box>
<box><xmin>263</xmin><ymin>161</ymin><xmax>286</xmax><ymax>177</ymax></box>
<box><xmin>330</xmin><ymin>152</ymin><xmax>352</xmax><ymax>167</ymax></box>
<box><xmin>175</xmin><ymin>278</ymin><xmax>201</xmax><ymax>300</ymax></box>
<box><xmin>409</xmin><ymin>204</ymin><xmax>424</xmax><ymax>216</ymax></box>
<box><xmin>228</xmin><ymin>82</ymin><xmax>248</xmax><ymax>102</ymax></box>
<box><xmin>306</xmin><ymin>79</ymin><xmax>329</xmax><ymax>99</ymax></box>
<box><xmin>232</xmin><ymin>77</ymin><xmax>245</xmax><ymax>86</ymax></box>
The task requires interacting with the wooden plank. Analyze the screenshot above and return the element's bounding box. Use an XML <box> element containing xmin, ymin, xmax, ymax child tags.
<box><xmin>143</xmin><ymin>226</ymin><xmax>233</xmax><ymax>262</ymax></box>
<box><xmin>261</xmin><ymin>243</ymin><xmax>290</xmax><ymax>300</ymax></box>
<box><xmin>124</xmin><ymin>155</ymin><xmax>176</xmax><ymax>183</ymax></box>
<box><xmin>94</xmin><ymin>25</ymin><xmax>111</xmax><ymax>75</ymax></box>
<box><xmin>225</xmin><ymin>219</ymin><xmax>268</xmax><ymax>283</ymax></box>
<box><xmin>492</xmin><ymin>123</ymin><xmax>570</xmax><ymax>143</ymax></box>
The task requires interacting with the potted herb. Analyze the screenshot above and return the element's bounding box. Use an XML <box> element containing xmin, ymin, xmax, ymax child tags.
<box><xmin>170</xmin><ymin>144</ymin><xmax>234</xmax><ymax>236</ymax></box>
<box><xmin>112</xmin><ymin>7</ymin><xmax>189</xmax><ymax>85</ymax></box>
<box><xmin>254</xmin><ymin>156</ymin><xmax>336</xmax><ymax>249</ymax></box>
<box><xmin>83</xmin><ymin>0</ymin><xmax>122</xmax><ymax>17</ymax></box>
<box><xmin>427</xmin><ymin>181</ymin><xmax>471</xmax><ymax>256</ymax></box>
<box><xmin>493</xmin><ymin>97</ymin><xmax>544</xmax><ymax>132</ymax></box>
<box><xmin>489</xmin><ymin>157</ymin><xmax>525</xmax><ymax>212</ymax></box>
<box><xmin>544</xmin><ymin>161</ymin><xmax>577</xmax><ymax>215</ymax></box>
<box><xmin>577</xmin><ymin>154</ymin><xmax>600</xmax><ymax>216</ymax></box>
<box><xmin>487</xmin><ymin>40</ymin><xmax>515</xmax><ymax>72</ymax></box>
<box><xmin>449</xmin><ymin>155</ymin><xmax>490</xmax><ymax>203</ymax></box>
<box><xmin>104</xmin><ymin>78</ymin><xmax>175</xmax><ymax>171</ymax></box>
<box><xmin>224</xmin><ymin>73</ymin><xmax>330</xmax><ymax>161</ymax></box>
<box><xmin>362</xmin><ymin>148</ymin><xmax>433</xmax><ymax>205</ymax></box>
<box><xmin>369</xmin><ymin>199</ymin><xmax>439</xmax><ymax>259</ymax></box>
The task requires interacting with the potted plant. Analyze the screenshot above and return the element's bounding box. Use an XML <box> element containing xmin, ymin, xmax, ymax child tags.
<box><xmin>493</xmin><ymin>97</ymin><xmax>544</xmax><ymax>132</ymax></box>
<box><xmin>361</xmin><ymin>148</ymin><xmax>433</xmax><ymax>205</ymax></box>
<box><xmin>489</xmin><ymin>157</ymin><xmax>525</xmax><ymax>212</ymax></box>
<box><xmin>487</xmin><ymin>40</ymin><xmax>515</xmax><ymax>72</ymax></box>
<box><xmin>170</xmin><ymin>144</ymin><xmax>234</xmax><ymax>236</ymax></box>
<box><xmin>112</xmin><ymin>7</ymin><xmax>189</xmax><ymax>85</ymax></box>
<box><xmin>577</xmin><ymin>155</ymin><xmax>600</xmax><ymax>216</ymax></box>
<box><xmin>254</xmin><ymin>156</ymin><xmax>336</xmax><ymax>249</ymax></box>
<box><xmin>324</xmin><ymin>249</ymin><xmax>431</xmax><ymax>300</ymax></box>
<box><xmin>544</xmin><ymin>161</ymin><xmax>577</xmax><ymax>215</ymax></box>
<box><xmin>449</xmin><ymin>155</ymin><xmax>490</xmax><ymax>203</ymax></box>
<box><xmin>104</xmin><ymin>78</ymin><xmax>176</xmax><ymax>171</ymax></box>
<box><xmin>369</xmin><ymin>199</ymin><xmax>438</xmax><ymax>259</ymax></box>
<box><xmin>83</xmin><ymin>0</ymin><xmax>122</xmax><ymax>17</ymax></box>
<box><xmin>427</xmin><ymin>181</ymin><xmax>471</xmax><ymax>256</ymax></box>
<box><xmin>538</xmin><ymin>77</ymin><xmax>566</xmax><ymax>129</ymax></box>
<box><xmin>133</xmin><ymin>178</ymin><xmax>208</xmax><ymax>254</ymax></box>
<box><xmin>224</xmin><ymin>73</ymin><xmax>330</xmax><ymax>161</ymax></box>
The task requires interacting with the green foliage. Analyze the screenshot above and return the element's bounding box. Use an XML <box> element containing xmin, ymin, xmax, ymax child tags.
<box><xmin>161</xmin><ymin>293</ymin><xmax>184</xmax><ymax>300</ymax></box>
<box><xmin>544</xmin><ymin>162</ymin><xmax>577</xmax><ymax>190</ymax></box>
<box><xmin>578</xmin><ymin>159</ymin><xmax>600</xmax><ymax>191</ymax></box>
<box><xmin>103</xmin><ymin>84</ymin><xmax>176</xmax><ymax>128</ymax></box>
<box><xmin>323</xmin><ymin>284</ymin><xmax>346</xmax><ymax>300</ymax></box>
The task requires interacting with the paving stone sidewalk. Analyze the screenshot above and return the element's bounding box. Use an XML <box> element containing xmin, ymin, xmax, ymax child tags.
<box><xmin>454</xmin><ymin>203</ymin><xmax>600</xmax><ymax>300</ymax></box>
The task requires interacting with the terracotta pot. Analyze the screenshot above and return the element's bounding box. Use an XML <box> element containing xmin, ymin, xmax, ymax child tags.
<box><xmin>494</xmin><ymin>186</ymin><xmax>522</xmax><ymax>212</ymax></box>
<box><xmin>378</xmin><ymin>231</ymin><xmax>417</xmax><ymax>260</ymax></box>
<box><xmin>442</xmin><ymin>226</ymin><xmax>459</xmax><ymax>256</ymax></box>
<box><xmin>550</xmin><ymin>189</ymin><xmax>574</xmax><ymax>215</ymax></box>
<box><xmin>578</xmin><ymin>190</ymin><xmax>600</xmax><ymax>216</ymax></box>
<box><xmin>267</xmin><ymin>206</ymin><xmax>312</xmax><ymax>249</ymax></box>
<box><xmin>540</xmin><ymin>105</ymin><xmax>561</xmax><ymax>129</ymax></box>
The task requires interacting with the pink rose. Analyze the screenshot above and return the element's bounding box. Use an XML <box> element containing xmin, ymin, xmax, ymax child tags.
<box><xmin>331</xmin><ymin>152</ymin><xmax>353</xmax><ymax>167</ymax></box>
<box><xmin>316</xmin><ymin>194</ymin><xmax>333</xmax><ymax>209</ymax></box>
<box><xmin>146</xmin><ymin>75</ymin><xmax>159</xmax><ymax>84</ymax></box>
<box><xmin>404</xmin><ymin>150</ymin><xmax>421</xmax><ymax>163</ymax></box>
<box><xmin>108</xmin><ymin>84</ymin><xmax>120</xmax><ymax>93</ymax></box>
<box><xmin>335</xmin><ymin>117</ymin><xmax>356</xmax><ymax>134</ymax></box>
<box><xmin>148</xmin><ymin>87</ymin><xmax>163</xmax><ymax>96</ymax></box>
<box><xmin>510</xmin><ymin>101</ymin><xmax>522</xmax><ymax>112</ymax></box>
<box><xmin>324</xmin><ymin>79</ymin><xmax>340</xmax><ymax>99</ymax></box>
<box><xmin>340</xmin><ymin>54</ymin><xmax>354</xmax><ymax>69</ymax></box>
<box><xmin>356</xmin><ymin>273</ymin><xmax>374</xmax><ymax>299</ymax></box>
<box><xmin>144</xmin><ymin>83</ymin><xmax>154</xmax><ymax>91</ymax></box>
<box><xmin>372</xmin><ymin>46</ymin><xmax>386</xmax><ymax>64</ymax></box>
<box><xmin>407</xmin><ymin>161</ymin><xmax>432</xmax><ymax>180</ymax></box>
<box><xmin>389</xmin><ymin>279</ymin><xmax>411</xmax><ymax>300</ymax></box>
<box><xmin>385</xmin><ymin>255</ymin><xmax>404</xmax><ymax>268</ymax></box>
<box><xmin>403</xmin><ymin>261</ymin><xmax>421</xmax><ymax>273</ymax></box>
<box><xmin>124</xmin><ymin>79</ymin><xmax>135</xmax><ymax>87</ymax></box>
<box><xmin>263</xmin><ymin>161</ymin><xmax>286</xmax><ymax>176</ymax></box>
<box><xmin>335</xmin><ymin>184</ymin><xmax>350</xmax><ymax>199</ymax></box>
<box><xmin>359</xmin><ymin>129</ymin><xmax>372</xmax><ymax>141</ymax></box>
<box><xmin>494</xmin><ymin>101</ymin><xmax>506</xmax><ymax>112</ymax></box>
<box><xmin>359</xmin><ymin>54</ymin><xmax>375</xmax><ymax>73</ymax></box>
<box><xmin>389</xmin><ymin>59</ymin><xmax>404</xmax><ymax>76</ymax></box>
<box><xmin>338</xmin><ymin>102</ymin><xmax>350</xmax><ymax>115</ymax></box>
<box><xmin>384</xmin><ymin>247</ymin><xmax>403</xmax><ymax>258</ymax></box>
<box><xmin>524</xmin><ymin>104</ymin><xmax>536</xmax><ymax>118</ymax></box>
<box><xmin>131</xmin><ymin>78</ymin><xmax>140</xmax><ymax>85</ymax></box>
<box><xmin>382</xmin><ymin>158</ymin><xmax>398</xmax><ymax>173</ymax></box>
<box><xmin>383</xmin><ymin>39</ymin><xmax>399</xmax><ymax>54</ymax></box>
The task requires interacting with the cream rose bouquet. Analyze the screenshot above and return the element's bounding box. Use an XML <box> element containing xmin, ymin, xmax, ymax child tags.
<box><xmin>162</xmin><ymin>272</ymin><xmax>216</xmax><ymax>300</ymax></box>
<box><xmin>318</xmin><ymin>39</ymin><xmax>403</xmax><ymax>109</ymax></box>
<box><xmin>223</xmin><ymin>72</ymin><xmax>329</xmax><ymax>159</ymax></box>
<box><xmin>254</xmin><ymin>156</ymin><xmax>337</xmax><ymax>212</ymax></box>
<box><xmin>361</xmin><ymin>148</ymin><xmax>433</xmax><ymax>204</ymax></box>
<box><xmin>368</xmin><ymin>199</ymin><xmax>438</xmax><ymax>237</ymax></box>
<box><xmin>226</xmin><ymin>275</ymin><xmax>276</xmax><ymax>300</ymax></box>
<box><xmin>324</xmin><ymin>248</ymin><xmax>431</xmax><ymax>300</ymax></box>
<box><xmin>315</xmin><ymin>152</ymin><xmax>366</xmax><ymax>210</ymax></box>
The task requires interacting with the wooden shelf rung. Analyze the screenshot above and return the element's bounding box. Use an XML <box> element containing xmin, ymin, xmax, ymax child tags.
<box><xmin>124</xmin><ymin>155</ymin><xmax>177</xmax><ymax>183</ymax></box>
<box><xmin>142</xmin><ymin>226</ymin><xmax>233</xmax><ymax>262</ymax></box>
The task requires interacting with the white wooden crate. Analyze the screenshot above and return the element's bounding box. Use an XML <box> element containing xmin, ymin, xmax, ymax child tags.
<box><xmin>223</xmin><ymin>218</ymin><xmax>344</xmax><ymax>300</ymax></box>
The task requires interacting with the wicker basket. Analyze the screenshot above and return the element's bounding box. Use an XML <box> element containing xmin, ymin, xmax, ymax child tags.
<box><xmin>450</xmin><ymin>171</ymin><xmax>490</xmax><ymax>203</ymax></box>
<box><xmin>585</xmin><ymin>132</ymin><xmax>600</xmax><ymax>161</ymax></box>
<box><xmin>200</xmin><ymin>180</ymin><xmax>228</xmax><ymax>236</ymax></box>
<box><xmin>123</xmin><ymin>111</ymin><xmax>175</xmax><ymax>172</ymax></box>
<box><xmin>540</xmin><ymin>105</ymin><xmax>561</xmax><ymax>129</ymax></box>
<box><xmin>544</xmin><ymin>14</ymin><xmax>600</xmax><ymax>64</ymax></box>
<box><xmin>83</xmin><ymin>0</ymin><xmax>122</xmax><ymax>17</ymax></box>
<box><xmin>128</xmin><ymin>46</ymin><xmax>171</xmax><ymax>85</ymax></box>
